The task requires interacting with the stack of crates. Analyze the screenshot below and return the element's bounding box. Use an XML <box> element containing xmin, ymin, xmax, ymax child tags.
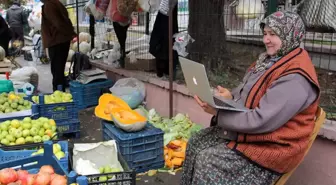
<box><xmin>30</xmin><ymin>94</ymin><xmax>80</xmax><ymax>138</ymax></box>
<box><xmin>102</xmin><ymin>120</ymin><xmax>164</xmax><ymax>173</ymax></box>
<box><xmin>69</xmin><ymin>79</ymin><xmax>113</xmax><ymax>110</ymax></box>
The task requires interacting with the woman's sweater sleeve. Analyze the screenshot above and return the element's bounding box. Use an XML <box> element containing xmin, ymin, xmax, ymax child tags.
<box><xmin>216</xmin><ymin>73</ymin><xmax>318</xmax><ymax>134</ymax></box>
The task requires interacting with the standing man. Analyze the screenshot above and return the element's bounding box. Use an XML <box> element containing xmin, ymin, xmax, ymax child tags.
<box><xmin>0</xmin><ymin>15</ymin><xmax>12</xmax><ymax>56</ymax></box>
<box><xmin>6</xmin><ymin>0</ymin><xmax>26</xmax><ymax>45</ymax></box>
<box><xmin>41</xmin><ymin>0</ymin><xmax>76</xmax><ymax>91</ymax></box>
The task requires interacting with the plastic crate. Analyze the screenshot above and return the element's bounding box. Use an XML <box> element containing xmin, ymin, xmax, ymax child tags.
<box><xmin>34</xmin><ymin>94</ymin><xmax>78</xmax><ymax>123</ymax></box>
<box><xmin>0</xmin><ymin>141</ymin><xmax>77</xmax><ymax>184</ymax></box>
<box><xmin>0</xmin><ymin>104</ymin><xmax>39</xmax><ymax>122</ymax></box>
<box><xmin>69</xmin><ymin>79</ymin><xmax>113</xmax><ymax>110</ymax></box>
<box><xmin>56</xmin><ymin>118</ymin><xmax>81</xmax><ymax>136</ymax></box>
<box><xmin>0</xmin><ymin>140</ymin><xmax>70</xmax><ymax>171</ymax></box>
<box><xmin>102</xmin><ymin>121</ymin><xmax>164</xmax><ymax>172</ymax></box>
<box><xmin>74</xmin><ymin>153</ymin><xmax>136</xmax><ymax>185</ymax></box>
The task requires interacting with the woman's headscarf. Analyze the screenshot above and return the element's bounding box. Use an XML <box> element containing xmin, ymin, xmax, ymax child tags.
<box><xmin>254</xmin><ymin>10</ymin><xmax>305</xmax><ymax>72</ymax></box>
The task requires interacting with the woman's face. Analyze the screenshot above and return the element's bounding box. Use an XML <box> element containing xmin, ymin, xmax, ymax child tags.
<box><xmin>263</xmin><ymin>26</ymin><xmax>282</xmax><ymax>56</ymax></box>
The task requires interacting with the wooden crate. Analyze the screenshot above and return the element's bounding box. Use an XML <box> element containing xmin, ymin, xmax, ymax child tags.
<box><xmin>0</xmin><ymin>61</ymin><xmax>12</xmax><ymax>74</ymax></box>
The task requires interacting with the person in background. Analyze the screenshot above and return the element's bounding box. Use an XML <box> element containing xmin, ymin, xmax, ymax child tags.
<box><xmin>180</xmin><ymin>11</ymin><xmax>320</xmax><ymax>185</ymax></box>
<box><xmin>0</xmin><ymin>15</ymin><xmax>12</xmax><ymax>56</ymax></box>
<box><xmin>41</xmin><ymin>0</ymin><xmax>76</xmax><ymax>91</ymax></box>
<box><xmin>6</xmin><ymin>0</ymin><xmax>26</xmax><ymax>45</ymax></box>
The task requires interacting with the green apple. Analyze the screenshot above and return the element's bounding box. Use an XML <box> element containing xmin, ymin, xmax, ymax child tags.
<box><xmin>33</xmin><ymin>135</ymin><xmax>42</xmax><ymax>143</ymax></box>
<box><xmin>23</xmin><ymin>117</ymin><xmax>32</xmax><ymax>123</ymax></box>
<box><xmin>99</xmin><ymin>167</ymin><xmax>105</xmax><ymax>174</ymax></box>
<box><xmin>9</xmin><ymin>142</ymin><xmax>15</xmax><ymax>146</ymax></box>
<box><xmin>43</xmin><ymin>123</ymin><xmax>51</xmax><ymax>130</ymax></box>
<box><xmin>98</xmin><ymin>176</ymin><xmax>107</xmax><ymax>182</ymax></box>
<box><xmin>6</xmin><ymin>135</ymin><xmax>15</xmax><ymax>142</ymax></box>
<box><xmin>1</xmin><ymin>138</ymin><xmax>9</xmax><ymax>145</ymax></box>
<box><xmin>110</xmin><ymin>168</ymin><xmax>120</xmax><ymax>173</ymax></box>
<box><xmin>22</xmin><ymin>129</ymin><xmax>30</xmax><ymax>137</ymax></box>
<box><xmin>53</xmin><ymin>144</ymin><xmax>62</xmax><ymax>153</ymax></box>
<box><xmin>25</xmin><ymin>136</ymin><xmax>33</xmax><ymax>143</ymax></box>
<box><xmin>14</xmin><ymin>129</ymin><xmax>23</xmax><ymax>138</ymax></box>
<box><xmin>9</xmin><ymin>128</ymin><xmax>17</xmax><ymax>135</ymax></box>
<box><xmin>38</xmin><ymin>128</ymin><xmax>45</xmax><ymax>137</ymax></box>
<box><xmin>10</xmin><ymin>120</ymin><xmax>20</xmax><ymax>128</ymax></box>
<box><xmin>37</xmin><ymin>148</ymin><xmax>44</xmax><ymax>154</ymax></box>
<box><xmin>16</xmin><ymin>137</ymin><xmax>25</xmax><ymax>145</ymax></box>
<box><xmin>0</xmin><ymin>123</ymin><xmax>8</xmax><ymax>131</ymax></box>
<box><xmin>1</xmin><ymin>131</ymin><xmax>8</xmax><ymax>137</ymax></box>
<box><xmin>30</xmin><ymin>127</ymin><xmax>38</xmax><ymax>136</ymax></box>
<box><xmin>50</xmin><ymin>126</ymin><xmax>57</xmax><ymax>132</ymax></box>
<box><xmin>22</xmin><ymin>123</ymin><xmax>32</xmax><ymax>130</ymax></box>
<box><xmin>55</xmin><ymin>151</ymin><xmax>65</xmax><ymax>159</ymax></box>
<box><xmin>42</xmin><ymin>135</ymin><xmax>50</xmax><ymax>141</ymax></box>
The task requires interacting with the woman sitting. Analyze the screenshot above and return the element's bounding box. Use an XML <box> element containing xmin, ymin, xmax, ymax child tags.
<box><xmin>180</xmin><ymin>11</ymin><xmax>320</xmax><ymax>185</ymax></box>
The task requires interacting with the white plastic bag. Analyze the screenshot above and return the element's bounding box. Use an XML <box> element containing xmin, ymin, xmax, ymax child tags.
<box><xmin>138</xmin><ymin>0</ymin><xmax>161</xmax><ymax>13</ymax></box>
<box><xmin>235</xmin><ymin>0</ymin><xmax>265</xmax><ymax>19</ymax></box>
<box><xmin>110</xmin><ymin>78</ymin><xmax>146</xmax><ymax>109</ymax></box>
<box><xmin>126</xmin><ymin>34</ymin><xmax>150</xmax><ymax>55</ymax></box>
<box><xmin>173</xmin><ymin>32</ymin><xmax>195</xmax><ymax>57</ymax></box>
<box><xmin>28</xmin><ymin>3</ymin><xmax>43</xmax><ymax>31</ymax></box>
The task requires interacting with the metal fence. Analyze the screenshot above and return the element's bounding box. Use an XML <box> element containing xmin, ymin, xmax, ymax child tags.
<box><xmin>78</xmin><ymin>0</ymin><xmax>335</xmax><ymax>119</ymax></box>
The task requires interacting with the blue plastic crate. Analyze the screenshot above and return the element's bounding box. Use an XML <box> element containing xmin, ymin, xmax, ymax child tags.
<box><xmin>0</xmin><ymin>141</ymin><xmax>70</xmax><ymax>171</ymax></box>
<box><xmin>56</xmin><ymin>118</ymin><xmax>81</xmax><ymax>135</ymax></box>
<box><xmin>0</xmin><ymin>141</ymin><xmax>77</xmax><ymax>184</ymax></box>
<box><xmin>0</xmin><ymin>104</ymin><xmax>39</xmax><ymax>122</ymax></box>
<box><xmin>70</xmin><ymin>79</ymin><xmax>113</xmax><ymax>110</ymax></box>
<box><xmin>102</xmin><ymin>121</ymin><xmax>164</xmax><ymax>166</ymax></box>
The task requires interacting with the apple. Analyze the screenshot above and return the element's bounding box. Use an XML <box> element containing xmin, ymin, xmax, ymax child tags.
<box><xmin>9</xmin><ymin>142</ymin><xmax>15</xmax><ymax>146</ymax></box>
<box><xmin>30</xmin><ymin>127</ymin><xmax>38</xmax><ymax>136</ymax></box>
<box><xmin>14</xmin><ymin>129</ymin><xmax>23</xmax><ymax>138</ymax></box>
<box><xmin>22</xmin><ymin>129</ymin><xmax>30</xmax><ymax>137</ymax></box>
<box><xmin>1</xmin><ymin>131</ymin><xmax>8</xmax><ymax>137</ymax></box>
<box><xmin>37</xmin><ymin>148</ymin><xmax>44</xmax><ymax>154</ymax></box>
<box><xmin>0</xmin><ymin>123</ymin><xmax>8</xmax><ymax>131</ymax></box>
<box><xmin>45</xmin><ymin>130</ymin><xmax>53</xmax><ymax>137</ymax></box>
<box><xmin>10</xmin><ymin>120</ymin><xmax>20</xmax><ymax>128</ymax></box>
<box><xmin>25</xmin><ymin>136</ymin><xmax>33</xmax><ymax>143</ymax></box>
<box><xmin>38</xmin><ymin>128</ymin><xmax>45</xmax><ymax>137</ymax></box>
<box><xmin>42</xmin><ymin>135</ymin><xmax>50</xmax><ymax>141</ymax></box>
<box><xmin>53</xmin><ymin>144</ymin><xmax>62</xmax><ymax>153</ymax></box>
<box><xmin>43</xmin><ymin>123</ymin><xmax>51</xmax><ymax>130</ymax></box>
<box><xmin>16</xmin><ymin>137</ymin><xmax>25</xmax><ymax>145</ymax></box>
<box><xmin>1</xmin><ymin>138</ymin><xmax>9</xmax><ymax>145</ymax></box>
<box><xmin>49</xmin><ymin>119</ymin><xmax>56</xmax><ymax>126</ymax></box>
<box><xmin>6</xmin><ymin>135</ymin><xmax>15</xmax><ymax>142</ymax></box>
<box><xmin>99</xmin><ymin>176</ymin><xmax>108</xmax><ymax>182</ymax></box>
<box><xmin>51</xmin><ymin>126</ymin><xmax>57</xmax><ymax>132</ymax></box>
<box><xmin>9</xmin><ymin>128</ymin><xmax>17</xmax><ymax>135</ymax></box>
<box><xmin>22</xmin><ymin>123</ymin><xmax>32</xmax><ymax>130</ymax></box>
<box><xmin>23</xmin><ymin>117</ymin><xmax>32</xmax><ymax>123</ymax></box>
<box><xmin>55</xmin><ymin>151</ymin><xmax>65</xmax><ymax>159</ymax></box>
<box><xmin>33</xmin><ymin>135</ymin><xmax>42</xmax><ymax>143</ymax></box>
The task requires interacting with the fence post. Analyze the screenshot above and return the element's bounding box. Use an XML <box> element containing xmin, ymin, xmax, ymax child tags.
<box><xmin>266</xmin><ymin>0</ymin><xmax>278</xmax><ymax>16</ymax></box>
<box><xmin>145</xmin><ymin>12</ymin><xmax>150</xmax><ymax>35</ymax></box>
<box><xmin>89</xmin><ymin>15</ymin><xmax>95</xmax><ymax>49</ymax></box>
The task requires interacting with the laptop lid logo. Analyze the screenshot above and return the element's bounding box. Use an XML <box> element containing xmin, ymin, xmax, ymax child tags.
<box><xmin>193</xmin><ymin>77</ymin><xmax>198</xmax><ymax>85</ymax></box>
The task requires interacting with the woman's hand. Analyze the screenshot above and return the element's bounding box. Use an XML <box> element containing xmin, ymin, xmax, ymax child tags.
<box><xmin>194</xmin><ymin>95</ymin><xmax>217</xmax><ymax>115</ymax></box>
<box><xmin>216</xmin><ymin>86</ymin><xmax>233</xmax><ymax>100</ymax></box>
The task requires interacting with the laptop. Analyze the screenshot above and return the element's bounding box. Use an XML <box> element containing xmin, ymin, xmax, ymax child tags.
<box><xmin>179</xmin><ymin>57</ymin><xmax>249</xmax><ymax>112</ymax></box>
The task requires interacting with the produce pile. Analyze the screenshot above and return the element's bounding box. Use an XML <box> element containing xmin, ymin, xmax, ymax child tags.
<box><xmin>147</xmin><ymin>109</ymin><xmax>202</xmax><ymax>146</ymax></box>
<box><xmin>164</xmin><ymin>140</ymin><xmax>187</xmax><ymax>169</ymax></box>
<box><xmin>0</xmin><ymin>165</ymin><xmax>67</xmax><ymax>185</ymax></box>
<box><xmin>90</xmin><ymin>165</ymin><xmax>121</xmax><ymax>182</ymax></box>
<box><xmin>0</xmin><ymin>117</ymin><xmax>57</xmax><ymax>146</ymax></box>
<box><xmin>31</xmin><ymin>91</ymin><xmax>73</xmax><ymax>104</ymax></box>
<box><xmin>0</xmin><ymin>92</ymin><xmax>32</xmax><ymax>114</ymax></box>
<box><xmin>31</xmin><ymin>143</ymin><xmax>66</xmax><ymax>160</ymax></box>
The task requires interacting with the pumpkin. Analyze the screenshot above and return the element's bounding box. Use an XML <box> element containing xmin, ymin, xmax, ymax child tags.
<box><xmin>165</xmin><ymin>139</ymin><xmax>188</xmax><ymax>169</ymax></box>
<box><xmin>79</xmin><ymin>42</ymin><xmax>91</xmax><ymax>55</ymax></box>
<box><xmin>95</xmin><ymin>93</ymin><xmax>131</xmax><ymax>121</ymax></box>
<box><xmin>0</xmin><ymin>46</ymin><xmax>5</xmax><ymax>61</ymax></box>
<box><xmin>111</xmin><ymin>108</ymin><xmax>147</xmax><ymax>132</ymax></box>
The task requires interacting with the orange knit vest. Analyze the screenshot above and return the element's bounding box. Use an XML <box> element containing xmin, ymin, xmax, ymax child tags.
<box><xmin>227</xmin><ymin>48</ymin><xmax>320</xmax><ymax>174</ymax></box>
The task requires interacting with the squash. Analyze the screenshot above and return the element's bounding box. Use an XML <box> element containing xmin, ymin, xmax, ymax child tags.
<box><xmin>111</xmin><ymin>108</ymin><xmax>147</xmax><ymax>132</ymax></box>
<box><xmin>0</xmin><ymin>46</ymin><xmax>5</xmax><ymax>61</ymax></box>
<box><xmin>79</xmin><ymin>32</ymin><xmax>91</xmax><ymax>43</ymax></box>
<box><xmin>95</xmin><ymin>93</ymin><xmax>131</xmax><ymax>121</ymax></box>
<box><xmin>164</xmin><ymin>139</ymin><xmax>188</xmax><ymax>169</ymax></box>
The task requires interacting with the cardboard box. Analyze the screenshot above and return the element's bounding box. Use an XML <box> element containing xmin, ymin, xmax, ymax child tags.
<box><xmin>125</xmin><ymin>53</ymin><xmax>156</xmax><ymax>72</ymax></box>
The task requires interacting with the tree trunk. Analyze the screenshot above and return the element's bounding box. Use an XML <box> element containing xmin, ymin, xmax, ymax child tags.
<box><xmin>187</xmin><ymin>0</ymin><xmax>227</xmax><ymax>70</ymax></box>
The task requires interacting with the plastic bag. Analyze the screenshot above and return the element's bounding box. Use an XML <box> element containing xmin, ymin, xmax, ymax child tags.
<box><xmin>107</xmin><ymin>0</ymin><xmax>130</xmax><ymax>24</ymax></box>
<box><xmin>138</xmin><ymin>0</ymin><xmax>161</xmax><ymax>13</ymax></box>
<box><xmin>27</xmin><ymin>3</ymin><xmax>43</xmax><ymax>31</ymax></box>
<box><xmin>107</xmin><ymin>42</ymin><xmax>121</xmax><ymax>64</ymax></box>
<box><xmin>15</xmin><ymin>83</ymin><xmax>35</xmax><ymax>96</ymax></box>
<box><xmin>110</xmin><ymin>78</ymin><xmax>145</xmax><ymax>109</ymax></box>
<box><xmin>173</xmin><ymin>32</ymin><xmax>195</xmax><ymax>57</ymax></box>
<box><xmin>126</xmin><ymin>34</ymin><xmax>150</xmax><ymax>55</ymax></box>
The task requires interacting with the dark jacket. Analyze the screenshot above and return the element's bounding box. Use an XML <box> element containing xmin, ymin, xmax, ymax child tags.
<box><xmin>6</xmin><ymin>4</ymin><xmax>26</xmax><ymax>28</ymax></box>
<box><xmin>0</xmin><ymin>15</ymin><xmax>12</xmax><ymax>56</ymax></box>
<box><xmin>41</xmin><ymin>0</ymin><xmax>76</xmax><ymax>48</ymax></box>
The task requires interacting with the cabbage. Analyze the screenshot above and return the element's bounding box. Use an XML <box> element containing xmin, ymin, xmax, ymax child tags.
<box><xmin>148</xmin><ymin>108</ymin><xmax>203</xmax><ymax>145</ymax></box>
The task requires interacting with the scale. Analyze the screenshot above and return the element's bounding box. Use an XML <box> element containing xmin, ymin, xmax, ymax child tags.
<box><xmin>76</xmin><ymin>68</ymin><xmax>107</xmax><ymax>84</ymax></box>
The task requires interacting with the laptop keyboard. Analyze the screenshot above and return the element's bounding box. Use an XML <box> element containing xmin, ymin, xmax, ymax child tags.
<box><xmin>213</xmin><ymin>96</ymin><xmax>229</xmax><ymax>107</ymax></box>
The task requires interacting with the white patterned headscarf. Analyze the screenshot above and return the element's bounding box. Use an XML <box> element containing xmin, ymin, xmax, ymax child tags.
<box><xmin>254</xmin><ymin>10</ymin><xmax>306</xmax><ymax>72</ymax></box>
